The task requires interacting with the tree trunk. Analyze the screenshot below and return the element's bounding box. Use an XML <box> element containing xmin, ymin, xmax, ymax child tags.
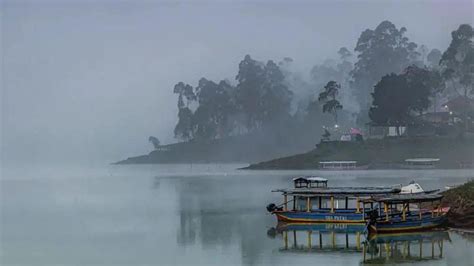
<box><xmin>464</xmin><ymin>88</ymin><xmax>469</xmax><ymax>133</ymax></box>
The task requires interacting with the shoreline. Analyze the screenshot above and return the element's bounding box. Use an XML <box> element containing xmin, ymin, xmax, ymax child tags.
<box><xmin>243</xmin><ymin>137</ymin><xmax>474</xmax><ymax>170</ymax></box>
<box><xmin>240</xmin><ymin>165</ymin><xmax>474</xmax><ymax>170</ymax></box>
<box><xmin>115</xmin><ymin>136</ymin><xmax>474</xmax><ymax>169</ymax></box>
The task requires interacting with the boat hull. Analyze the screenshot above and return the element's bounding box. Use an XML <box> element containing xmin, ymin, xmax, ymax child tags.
<box><xmin>274</xmin><ymin>210</ymin><xmax>365</xmax><ymax>224</ymax></box>
<box><xmin>276</xmin><ymin>222</ymin><xmax>366</xmax><ymax>233</ymax></box>
<box><xmin>368</xmin><ymin>214</ymin><xmax>448</xmax><ymax>234</ymax></box>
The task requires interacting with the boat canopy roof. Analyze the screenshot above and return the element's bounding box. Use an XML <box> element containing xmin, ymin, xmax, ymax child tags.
<box><xmin>273</xmin><ymin>186</ymin><xmax>401</xmax><ymax>197</ymax></box>
<box><xmin>292</xmin><ymin>176</ymin><xmax>328</xmax><ymax>182</ymax></box>
<box><xmin>405</xmin><ymin>158</ymin><xmax>440</xmax><ymax>162</ymax></box>
<box><xmin>362</xmin><ymin>193</ymin><xmax>443</xmax><ymax>204</ymax></box>
<box><xmin>319</xmin><ymin>161</ymin><xmax>357</xmax><ymax>164</ymax></box>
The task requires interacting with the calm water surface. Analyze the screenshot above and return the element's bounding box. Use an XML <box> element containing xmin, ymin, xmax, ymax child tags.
<box><xmin>1</xmin><ymin>164</ymin><xmax>474</xmax><ymax>265</ymax></box>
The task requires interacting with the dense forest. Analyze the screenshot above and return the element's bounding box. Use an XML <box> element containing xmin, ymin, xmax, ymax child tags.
<box><xmin>134</xmin><ymin>21</ymin><xmax>473</xmax><ymax>163</ymax></box>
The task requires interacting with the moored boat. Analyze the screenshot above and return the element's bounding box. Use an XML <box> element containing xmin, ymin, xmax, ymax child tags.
<box><xmin>362</xmin><ymin>193</ymin><xmax>449</xmax><ymax>234</ymax></box>
<box><xmin>267</xmin><ymin>176</ymin><xmax>401</xmax><ymax>224</ymax></box>
<box><xmin>267</xmin><ymin>176</ymin><xmax>448</xmax><ymax>233</ymax></box>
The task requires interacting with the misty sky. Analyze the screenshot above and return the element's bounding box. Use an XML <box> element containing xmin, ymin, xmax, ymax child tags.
<box><xmin>2</xmin><ymin>0</ymin><xmax>473</xmax><ymax>164</ymax></box>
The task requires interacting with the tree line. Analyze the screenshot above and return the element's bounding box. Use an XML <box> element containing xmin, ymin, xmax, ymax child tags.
<box><xmin>168</xmin><ymin>21</ymin><xmax>473</xmax><ymax>144</ymax></box>
<box><xmin>370</xmin><ymin>23</ymin><xmax>473</xmax><ymax>130</ymax></box>
<box><xmin>173</xmin><ymin>55</ymin><xmax>293</xmax><ymax>141</ymax></box>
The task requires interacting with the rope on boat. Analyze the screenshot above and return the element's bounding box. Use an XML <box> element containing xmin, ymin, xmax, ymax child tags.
<box><xmin>276</xmin><ymin>199</ymin><xmax>295</xmax><ymax>208</ymax></box>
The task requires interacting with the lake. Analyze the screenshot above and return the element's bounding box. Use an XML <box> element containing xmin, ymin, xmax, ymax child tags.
<box><xmin>1</xmin><ymin>164</ymin><xmax>473</xmax><ymax>265</ymax></box>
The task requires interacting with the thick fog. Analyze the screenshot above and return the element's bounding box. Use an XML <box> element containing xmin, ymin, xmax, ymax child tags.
<box><xmin>2</xmin><ymin>0</ymin><xmax>472</xmax><ymax>165</ymax></box>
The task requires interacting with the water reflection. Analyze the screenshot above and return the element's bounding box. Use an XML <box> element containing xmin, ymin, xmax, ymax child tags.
<box><xmin>171</xmin><ymin>175</ymin><xmax>273</xmax><ymax>265</ymax></box>
<box><xmin>269</xmin><ymin>222</ymin><xmax>452</xmax><ymax>265</ymax></box>
<box><xmin>362</xmin><ymin>231</ymin><xmax>450</xmax><ymax>264</ymax></box>
<box><xmin>269</xmin><ymin>223</ymin><xmax>365</xmax><ymax>253</ymax></box>
<box><xmin>153</xmin><ymin>169</ymin><xmax>473</xmax><ymax>265</ymax></box>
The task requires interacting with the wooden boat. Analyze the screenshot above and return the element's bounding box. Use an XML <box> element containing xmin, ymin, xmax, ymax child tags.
<box><xmin>267</xmin><ymin>176</ymin><xmax>401</xmax><ymax>224</ymax></box>
<box><xmin>362</xmin><ymin>193</ymin><xmax>449</xmax><ymax>234</ymax></box>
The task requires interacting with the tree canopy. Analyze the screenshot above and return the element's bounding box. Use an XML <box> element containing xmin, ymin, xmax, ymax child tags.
<box><xmin>165</xmin><ymin>22</ymin><xmax>471</xmax><ymax>146</ymax></box>
<box><xmin>351</xmin><ymin>21</ymin><xmax>419</xmax><ymax>108</ymax></box>
<box><xmin>427</xmin><ymin>49</ymin><xmax>442</xmax><ymax>68</ymax></box>
<box><xmin>172</xmin><ymin>55</ymin><xmax>294</xmax><ymax>141</ymax></box>
<box><xmin>318</xmin><ymin>81</ymin><xmax>343</xmax><ymax>123</ymax></box>
<box><xmin>193</xmin><ymin>78</ymin><xmax>235</xmax><ymax>140</ymax></box>
<box><xmin>173</xmin><ymin>82</ymin><xmax>196</xmax><ymax>108</ymax></box>
<box><xmin>440</xmin><ymin>24</ymin><xmax>474</xmax><ymax>97</ymax></box>
<box><xmin>369</xmin><ymin>66</ymin><xmax>440</xmax><ymax>126</ymax></box>
<box><xmin>148</xmin><ymin>136</ymin><xmax>160</xmax><ymax>150</ymax></box>
<box><xmin>173</xmin><ymin>82</ymin><xmax>196</xmax><ymax>140</ymax></box>
<box><xmin>235</xmin><ymin>55</ymin><xmax>293</xmax><ymax>130</ymax></box>
<box><xmin>174</xmin><ymin>107</ymin><xmax>194</xmax><ymax>140</ymax></box>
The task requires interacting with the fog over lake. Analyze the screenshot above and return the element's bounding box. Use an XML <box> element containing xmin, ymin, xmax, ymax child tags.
<box><xmin>2</xmin><ymin>0</ymin><xmax>473</xmax><ymax>165</ymax></box>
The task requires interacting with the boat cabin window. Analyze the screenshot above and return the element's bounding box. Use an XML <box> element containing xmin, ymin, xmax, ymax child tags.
<box><xmin>291</xmin><ymin>196</ymin><xmax>362</xmax><ymax>211</ymax></box>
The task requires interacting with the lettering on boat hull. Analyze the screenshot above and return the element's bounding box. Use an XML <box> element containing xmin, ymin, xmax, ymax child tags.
<box><xmin>325</xmin><ymin>215</ymin><xmax>347</xmax><ymax>221</ymax></box>
<box><xmin>275</xmin><ymin>212</ymin><xmax>365</xmax><ymax>224</ymax></box>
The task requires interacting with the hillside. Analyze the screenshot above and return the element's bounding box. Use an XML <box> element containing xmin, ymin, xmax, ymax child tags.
<box><xmin>115</xmin><ymin>132</ymin><xmax>316</xmax><ymax>164</ymax></box>
<box><xmin>243</xmin><ymin>136</ymin><xmax>474</xmax><ymax>169</ymax></box>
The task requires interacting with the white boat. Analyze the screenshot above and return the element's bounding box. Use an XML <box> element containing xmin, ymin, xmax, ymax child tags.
<box><xmin>400</xmin><ymin>181</ymin><xmax>424</xmax><ymax>194</ymax></box>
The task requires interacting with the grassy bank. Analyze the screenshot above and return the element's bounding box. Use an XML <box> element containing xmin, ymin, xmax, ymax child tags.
<box><xmin>244</xmin><ymin>136</ymin><xmax>474</xmax><ymax>169</ymax></box>
<box><xmin>442</xmin><ymin>180</ymin><xmax>474</xmax><ymax>229</ymax></box>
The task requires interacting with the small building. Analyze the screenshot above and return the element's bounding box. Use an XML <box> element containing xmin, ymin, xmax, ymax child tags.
<box><xmin>367</xmin><ymin>124</ymin><xmax>407</xmax><ymax>139</ymax></box>
<box><xmin>417</xmin><ymin>112</ymin><xmax>451</xmax><ymax>124</ymax></box>
<box><xmin>442</xmin><ymin>96</ymin><xmax>474</xmax><ymax>115</ymax></box>
<box><xmin>340</xmin><ymin>134</ymin><xmax>352</xmax><ymax>141</ymax></box>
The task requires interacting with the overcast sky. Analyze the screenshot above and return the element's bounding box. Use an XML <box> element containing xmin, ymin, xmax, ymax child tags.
<box><xmin>2</xmin><ymin>0</ymin><xmax>473</xmax><ymax>165</ymax></box>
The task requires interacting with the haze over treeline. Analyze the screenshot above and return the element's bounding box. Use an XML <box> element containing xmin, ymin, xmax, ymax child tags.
<box><xmin>2</xmin><ymin>0</ymin><xmax>472</xmax><ymax>164</ymax></box>
<box><xmin>151</xmin><ymin>20</ymin><xmax>472</xmax><ymax>164</ymax></box>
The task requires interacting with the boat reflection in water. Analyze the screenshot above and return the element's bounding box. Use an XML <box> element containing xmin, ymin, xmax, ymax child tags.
<box><xmin>269</xmin><ymin>223</ymin><xmax>450</xmax><ymax>264</ymax></box>
<box><xmin>362</xmin><ymin>231</ymin><xmax>450</xmax><ymax>264</ymax></box>
<box><xmin>268</xmin><ymin>223</ymin><xmax>366</xmax><ymax>252</ymax></box>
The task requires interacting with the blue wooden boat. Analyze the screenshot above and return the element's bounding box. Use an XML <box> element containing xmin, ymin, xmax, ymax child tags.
<box><xmin>267</xmin><ymin>176</ymin><xmax>401</xmax><ymax>224</ymax></box>
<box><xmin>362</xmin><ymin>193</ymin><xmax>449</xmax><ymax>234</ymax></box>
